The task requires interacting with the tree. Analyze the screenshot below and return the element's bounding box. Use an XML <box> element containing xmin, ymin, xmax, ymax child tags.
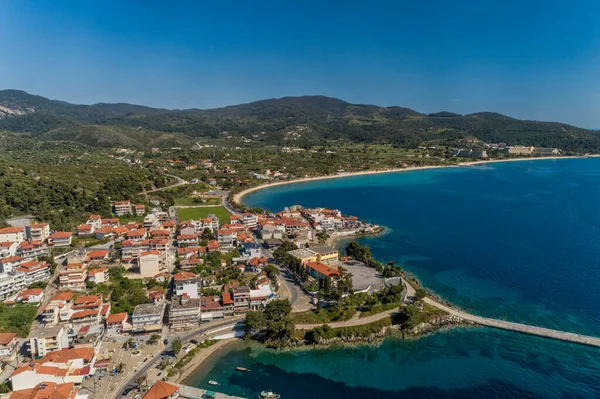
<box><xmin>245</xmin><ymin>311</ymin><xmax>266</xmax><ymax>334</ymax></box>
<box><xmin>264</xmin><ymin>264</ymin><xmax>280</xmax><ymax>283</ymax></box>
<box><xmin>394</xmin><ymin>305</ymin><xmax>420</xmax><ymax>332</ymax></box>
<box><xmin>414</xmin><ymin>288</ymin><xmax>426</xmax><ymax>302</ymax></box>
<box><xmin>263</xmin><ymin>299</ymin><xmax>292</xmax><ymax>321</ymax></box>
<box><xmin>148</xmin><ymin>334</ymin><xmax>160</xmax><ymax>345</ymax></box>
<box><xmin>172</xmin><ymin>337</ymin><xmax>182</xmax><ymax>354</ymax></box>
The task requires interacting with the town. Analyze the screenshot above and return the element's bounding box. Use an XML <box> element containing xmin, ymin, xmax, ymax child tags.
<box><xmin>0</xmin><ymin>195</ymin><xmax>382</xmax><ymax>399</ymax></box>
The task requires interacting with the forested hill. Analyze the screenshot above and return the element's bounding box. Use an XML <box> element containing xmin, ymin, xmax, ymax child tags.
<box><xmin>1</xmin><ymin>89</ymin><xmax>599</xmax><ymax>152</ymax></box>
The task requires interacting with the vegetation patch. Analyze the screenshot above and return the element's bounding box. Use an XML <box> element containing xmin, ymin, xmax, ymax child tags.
<box><xmin>176</xmin><ymin>206</ymin><xmax>231</xmax><ymax>222</ymax></box>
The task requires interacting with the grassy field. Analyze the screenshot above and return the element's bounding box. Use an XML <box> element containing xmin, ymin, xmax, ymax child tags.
<box><xmin>174</xmin><ymin>196</ymin><xmax>221</xmax><ymax>206</ymax></box>
<box><xmin>289</xmin><ymin>306</ymin><xmax>357</xmax><ymax>324</ymax></box>
<box><xmin>177</xmin><ymin>206</ymin><xmax>231</xmax><ymax>223</ymax></box>
<box><xmin>359</xmin><ymin>302</ymin><xmax>399</xmax><ymax>318</ymax></box>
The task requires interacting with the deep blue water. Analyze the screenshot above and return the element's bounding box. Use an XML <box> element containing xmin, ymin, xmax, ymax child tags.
<box><xmin>188</xmin><ymin>158</ymin><xmax>600</xmax><ymax>398</ymax></box>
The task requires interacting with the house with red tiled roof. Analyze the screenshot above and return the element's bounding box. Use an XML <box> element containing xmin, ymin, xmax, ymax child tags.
<box><xmin>48</xmin><ymin>232</ymin><xmax>72</xmax><ymax>247</ymax></box>
<box><xmin>58</xmin><ymin>263</ymin><xmax>87</xmax><ymax>291</ymax></box>
<box><xmin>106</xmin><ymin>312</ymin><xmax>131</xmax><ymax>333</ymax></box>
<box><xmin>0</xmin><ymin>241</ymin><xmax>18</xmax><ymax>258</ymax></box>
<box><xmin>305</xmin><ymin>261</ymin><xmax>340</xmax><ymax>280</ymax></box>
<box><xmin>10</xmin><ymin>348</ymin><xmax>95</xmax><ymax>391</ymax></box>
<box><xmin>143</xmin><ymin>381</ymin><xmax>180</xmax><ymax>399</ymax></box>
<box><xmin>87</xmin><ymin>268</ymin><xmax>109</xmax><ymax>284</ymax></box>
<box><xmin>207</xmin><ymin>240</ymin><xmax>219</xmax><ymax>253</ymax></box>
<box><xmin>173</xmin><ymin>272</ymin><xmax>198</xmax><ymax>299</ymax></box>
<box><xmin>9</xmin><ymin>381</ymin><xmax>80</xmax><ymax>399</ymax></box>
<box><xmin>18</xmin><ymin>240</ymin><xmax>47</xmax><ymax>260</ymax></box>
<box><xmin>77</xmin><ymin>224</ymin><xmax>94</xmax><ymax>236</ymax></box>
<box><xmin>16</xmin><ymin>261</ymin><xmax>51</xmax><ymax>286</ymax></box>
<box><xmin>0</xmin><ymin>332</ymin><xmax>18</xmax><ymax>361</ymax></box>
<box><xmin>127</xmin><ymin>228</ymin><xmax>147</xmax><ymax>242</ymax></box>
<box><xmin>134</xmin><ymin>204</ymin><xmax>146</xmax><ymax>216</ymax></box>
<box><xmin>25</xmin><ymin>223</ymin><xmax>50</xmax><ymax>242</ymax></box>
<box><xmin>11</xmin><ymin>288</ymin><xmax>44</xmax><ymax>305</ymax></box>
<box><xmin>85</xmin><ymin>249</ymin><xmax>109</xmax><ymax>263</ymax></box>
<box><xmin>0</xmin><ymin>226</ymin><xmax>25</xmax><ymax>244</ymax></box>
<box><xmin>93</xmin><ymin>226</ymin><xmax>115</xmax><ymax>240</ymax></box>
<box><xmin>113</xmin><ymin>200</ymin><xmax>132</xmax><ymax>216</ymax></box>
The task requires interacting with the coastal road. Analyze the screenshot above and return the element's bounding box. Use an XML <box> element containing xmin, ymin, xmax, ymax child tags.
<box><xmin>276</xmin><ymin>265</ymin><xmax>313</xmax><ymax>312</ymax></box>
<box><xmin>110</xmin><ymin>317</ymin><xmax>245</xmax><ymax>399</ymax></box>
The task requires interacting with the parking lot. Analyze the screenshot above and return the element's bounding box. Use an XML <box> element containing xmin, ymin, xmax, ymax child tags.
<box><xmin>335</xmin><ymin>260</ymin><xmax>385</xmax><ymax>293</ymax></box>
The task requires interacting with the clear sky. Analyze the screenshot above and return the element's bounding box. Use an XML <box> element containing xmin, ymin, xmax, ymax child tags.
<box><xmin>2</xmin><ymin>0</ymin><xmax>600</xmax><ymax>128</ymax></box>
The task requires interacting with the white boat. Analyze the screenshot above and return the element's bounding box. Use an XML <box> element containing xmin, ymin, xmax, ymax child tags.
<box><xmin>208</xmin><ymin>380</ymin><xmax>218</xmax><ymax>386</ymax></box>
<box><xmin>259</xmin><ymin>391</ymin><xmax>280</xmax><ymax>399</ymax></box>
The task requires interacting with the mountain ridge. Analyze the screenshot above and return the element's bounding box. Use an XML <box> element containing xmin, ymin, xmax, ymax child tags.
<box><xmin>0</xmin><ymin>89</ymin><xmax>598</xmax><ymax>152</ymax></box>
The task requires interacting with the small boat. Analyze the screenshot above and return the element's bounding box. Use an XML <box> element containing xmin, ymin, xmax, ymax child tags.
<box><xmin>259</xmin><ymin>391</ymin><xmax>280</xmax><ymax>399</ymax></box>
<box><xmin>236</xmin><ymin>366</ymin><xmax>249</xmax><ymax>371</ymax></box>
<box><xmin>208</xmin><ymin>380</ymin><xmax>218</xmax><ymax>386</ymax></box>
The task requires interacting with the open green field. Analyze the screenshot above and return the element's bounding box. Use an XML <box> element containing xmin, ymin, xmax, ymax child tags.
<box><xmin>176</xmin><ymin>206</ymin><xmax>231</xmax><ymax>223</ymax></box>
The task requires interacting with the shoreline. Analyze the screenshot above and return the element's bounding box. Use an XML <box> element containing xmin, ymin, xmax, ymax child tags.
<box><xmin>233</xmin><ymin>155</ymin><xmax>590</xmax><ymax>204</ymax></box>
<box><xmin>172</xmin><ymin>338</ymin><xmax>238</xmax><ymax>384</ymax></box>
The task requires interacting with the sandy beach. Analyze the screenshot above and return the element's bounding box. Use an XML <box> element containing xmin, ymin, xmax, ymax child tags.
<box><xmin>233</xmin><ymin>155</ymin><xmax>589</xmax><ymax>204</ymax></box>
<box><xmin>173</xmin><ymin>338</ymin><xmax>238</xmax><ymax>384</ymax></box>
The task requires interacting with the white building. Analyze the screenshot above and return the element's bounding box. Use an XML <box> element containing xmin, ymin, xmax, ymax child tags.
<box><xmin>173</xmin><ymin>272</ymin><xmax>199</xmax><ymax>299</ymax></box>
<box><xmin>138</xmin><ymin>251</ymin><xmax>162</xmax><ymax>278</ymax></box>
<box><xmin>25</xmin><ymin>223</ymin><xmax>50</xmax><ymax>242</ymax></box>
<box><xmin>0</xmin><ymin>227</ymin><xmax>25</xmax><ymax>244</ymax></box>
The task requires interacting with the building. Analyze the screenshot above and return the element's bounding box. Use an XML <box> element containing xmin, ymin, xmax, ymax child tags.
<box><xmin>232</xmin><ymin>286</ymin><xmax>250</xmax><ymax>313</ymax></box>
<box><xmin>106</xmin><ymin>312</ymin><xmax>131</xmax><ymax>333</ymax></box>
<box><xmin>143</xmin><ymin>381</ymin><xmax>180</xmax><ymax>399</ymax></box>
<box><xmin>19</xmin><ymin>240</ymin><xmax>48</xmax><ymax>260</ymax></box>
<box><xmin>287</xmin><ymin>248</ymin><xmax>318</xmax><ymax>265</ymax></box>
<box><xmin>241</xmin><ymin>242</ymin><xmax>262</xmax><ymax>259</ymax></box>
<box><xmin>114</xmin><ymin>200</ymin><xmax>132</xmax><ymax>216</ymax></box>
<box><xmin>58</xmin><ymin>263</ymin><xmax>88</xmax><ymax>291</ymax></box>
<box><xmin>0</xmin><ymin>272</ymin><xmax>26</xmax><ymax>301</ymax></box>
<box><xmin>87</xmin><ymin>268</ymin><xmax>109</xmax><ymax>284</ymax></box>
<box><xmin>85</xmin><ymin>249</ymin><xmax>109</xmax><ymax>264</ymax></box>
<box><xmin>49</xmin><ymin>232</ymin><xmax>73</xmax><ymax>247</ymax></box>
<box><xmin>28</xmin><ymin>325</ymin><xmax>68</xmax><ymax>357</ymax></box>
<box><xmin>132</xmin><ymin>302</ymin><xmax>165</xmax><ymax>333</ymax></box>
<box><xmin>144</xmin><ymin>214</ymin><xmax>161</xmax><ymax>230</ymax></box>
<box><xmin>169</xmin><ymin>296</ymin><xmax>201</xmax><ymax>330</ymax></box>
<box><xmin>532</xmin><ymin>147</ymin><xmax>560</xmax><ymax>155</ymax></box>
<box><xmin>0</xmin><ymin>255</ymin><xmax>24</xmax><ymax>273</ymax></box>
<box><xmin>0</xmin><ymin>227</ymin><xmax>25</xmax><ymax>244</ymax></box>
<box><xmin>77</xmin><ymin>224</ymin><xmax>94</xmax><ymax>236</ymax></box>
<box><xmin>241</xmin><ymin>213</ymin><xmax>258</xmax><ymax>228</ymax></box>
<box><xmin>71</xmin><ymin>295</ymin><xmax>109</xmax><ymax>326</ymax></box>
<box><xmin>306</xmin><ymin>261</ymin><xmax>340</xmax><ymax>280</ymax></box>
<box><xmin>25</xmin><ymin>223</ymin><xmax>49</xmax><ymax>242</ymax></box>
<box><xmin>249</xmin><ymin>285</ymin><xmax>276</xmax><ymax>310</ymax></box>
<box><xmin>127</xmin><ymin>229</ymin><xmax>148</xmax><ymax>242</ymax></box>
<box><xmin>0</xmin><ymin>332</ymin><xmax>18</xmax><ymax>361</ymax></box>
<box><xmin>135</xmin><ymin>204</ymin><xmax>146</xmax><ymax>216</ymax></box>
<box><xmin>507</xmin><ymin>145</ymin><xmax>534</xmax><ymax>155</ymax></box>
<box><xmin>15</xmin><ymin>261</ymin><xmax>51</xmax><ymax>286</ymax></box>
<box><xmin>310</xmin><ymin>245</ymin><xmax>339</xmax><ymax>265</ymax></box>
<box><xmin>0</xmin><ymin>241</ymin><xmax>18</xmax><ymax>258</ymax></box>
<box><xmin>13</xmin><ymin>288</ymin><xmax>44</xmax><ymax>305</ymax></box>
<box><xmin>139</xmin><ymin>251</ymin><xmax>162</xmax><ymax>278</ymax></box>
<box><xmin>10</xmin><ymin>347</ymin><xmax>95</xmax><ymax>391</ymax></box>
<box><xmin>217</xmin><ymin>228</ymin><xmax>236</xmax><ymax>248</ymax></box>
<box><xmin>173</xmin><ymin>272</ymin><xmax>199</xmax><ymax>299</ymax></box>
<box><xmin>455</xmin><ymin>149</ymin><xmax>488</xmax><ymax>158</ymax></box>
<box><xmin>40</xmin><ymin>292</ymin><xmax>75</xmax><ymax>325</ymax></box>
<box><xmin>9</xmin><ymin>382</ymin><xmax>81</xmax><ymax>399</ymax></box>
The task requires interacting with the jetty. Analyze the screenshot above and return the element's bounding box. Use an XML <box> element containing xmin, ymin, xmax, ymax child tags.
<box><xmin>173</xmin><ymin>383</ymin><xmax>247</xmax><ymax>399</ymax></box>
<box><xmin>422</xmin><ymin>298</ymin><xmax>600</xmax><ymax>348</ymax></box>
<box><xmin>296</xmin><ymin>278</ymin><xmax>600</xmax><ymax>348</ymax></box>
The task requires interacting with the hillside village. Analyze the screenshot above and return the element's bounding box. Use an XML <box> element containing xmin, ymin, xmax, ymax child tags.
<box><xmin>0</xmin><ymin>189</ymin><xmax>383</xmax><ymax>399</ymax></box>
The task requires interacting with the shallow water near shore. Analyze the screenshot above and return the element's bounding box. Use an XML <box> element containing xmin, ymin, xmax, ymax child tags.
<box><xmin>188</xmin><ymin>158</ymin><xmax>600</xmax><ymax>397</ymax></box>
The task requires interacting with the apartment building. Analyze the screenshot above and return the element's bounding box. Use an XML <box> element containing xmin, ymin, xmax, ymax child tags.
<box><xmin>0</xmin><ymin>226</ymin><xmax>25</xmax><ymax>244</ymax></box>
<box><xmin>168</xmin><ymin>296</ymin><xmax>201</xmax><ymax>331</ymax></box>
<box><xmin>131</xmin><ymin>302</ymin><xmax>165</xmax><ymax>333</ymax></box>
<box><xmin>58</xmin><ymin>263</ymin><xmax>88</xmax><ymax>291</ymax></box>
<box><xmin>15</xmin><ymin>260</ymin><xmax>51</xmax><ymax>286</ymax></box>
<box><xmin>114</xmin><ymin>200</ymin><xmax>132</xmax><ymax>216</ymax></box>
<box><xmin>173</xmin><ymin>272</ymin><xmax>198</xmax><ymax>299</ymax></box>
<box><xmin>25</xmin><ymin>223</ymin><xmax>50</xmax><ymax>241</ymax></box>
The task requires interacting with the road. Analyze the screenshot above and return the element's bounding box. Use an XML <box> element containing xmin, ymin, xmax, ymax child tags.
<box><xmin>140</xmin><ymin>174</ymin><xmax>189</xmax><ymax>194</ymax></box>
<box><xmin>111</xmin><ymin>317</ymin><xmax>245</xmax><ymax>399</ymax></box>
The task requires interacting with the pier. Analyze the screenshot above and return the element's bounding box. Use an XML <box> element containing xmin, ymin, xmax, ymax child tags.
<box><xmin>173</xmin><ymin>383</ymin><xmax>247</xmax><ymax>399</ymax></box>
<box><xmin>423</xmin><ymin>298</ymin><xmax>600</xmax><ymax>348</ymax></box>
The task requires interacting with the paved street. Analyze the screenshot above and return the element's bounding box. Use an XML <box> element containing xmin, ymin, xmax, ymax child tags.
<box><xmin>107</xmin><ymin>317</ymin><xmax>245</xmax><ymax>399</ymax></box>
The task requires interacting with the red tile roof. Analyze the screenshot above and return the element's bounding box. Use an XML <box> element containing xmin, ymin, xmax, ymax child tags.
<box><xmin>143</xmin><ymin>381</ymin><xmax>179</xmax><ymax>399</ymax></box>
<box><xmin>106</xmin><ymin>312</ymin><xmax>128</xmax><ymax>324</ymax></box>
<box><xmin>0</xmin><ymin>332</ymin><xmax>16</xmax><ymax>345</ymax></box>
<box><xmin>173</xmin><ymin>272</ymin><xmax>196</xmax><ymax>281</ymax></box>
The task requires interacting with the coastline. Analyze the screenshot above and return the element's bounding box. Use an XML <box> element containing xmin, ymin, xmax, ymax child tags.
<box><xmin>233</xmin><ymin>155</ymin><xmax>589</xmax><ymax>204</ymax></box>
<box><xmin>172</xmin><ymin>338</ymin><xmax>238</xmax><ymax>384</ymax></box>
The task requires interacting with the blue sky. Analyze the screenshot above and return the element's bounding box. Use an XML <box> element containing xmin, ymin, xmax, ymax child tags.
<box><xmin>1</xmin><ymin>0</ymin><xmax>600</xmax><ymax>128</ymax></box>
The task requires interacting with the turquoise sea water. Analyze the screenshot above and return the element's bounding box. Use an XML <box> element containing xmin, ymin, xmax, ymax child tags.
<box><xmin>188</xmin><ymin>158</ymin><xmax>600</xmax><ymax>397</ymax></box>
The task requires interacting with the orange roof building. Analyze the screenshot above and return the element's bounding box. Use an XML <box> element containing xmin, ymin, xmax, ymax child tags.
<box><xmin>143</xmin><ymin>381</ymin><xmax>179</xmax><ymax>399</ymax></box>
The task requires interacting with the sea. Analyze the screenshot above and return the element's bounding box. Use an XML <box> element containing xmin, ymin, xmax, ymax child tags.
<box><xmin>185</xmin><ymin>158</ymin><xmax>600</xmax><ymax>398</ymax></box>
